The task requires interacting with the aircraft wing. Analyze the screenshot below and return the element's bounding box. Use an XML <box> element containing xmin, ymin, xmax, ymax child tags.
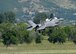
<box><xmin>37</xmin><ymin>25</ymin><xmax>46</xmax><ymax>30</ymax></box>
<box><xmin>28</xmin><ymin>20</ymin><xmax>36</xmax><ymax>28</ymax></box>
<box><xmin>45</xmin><ymin>21</ymin><xmax>58</xmax><ymax>27</ymax></box>
<box><xmin>27</xmin><ymin>27</ymin><xmax>34</xmax><ymax>30</ymax></box>
<box><xmin>51</xmin><ymin>17</ymin><xmax>64</xmax><ymax>24</ymax></box>
<box><xmin>37</xmin><ymin>21</ymin><xmax>57</xmax><ymax>30</ymax></box>
<box><xmin>27</xmin><ymin>20</ymin><xmax>37</xmax><ymax>30</ymax></box>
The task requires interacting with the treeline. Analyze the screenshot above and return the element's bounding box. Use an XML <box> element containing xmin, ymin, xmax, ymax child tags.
<box><xmin>45</xmin><ymin>26</ymin><xmax>76</xmax><ymax>44</ymax></box>
<box><xmin>0</xmin><ymin>23</ymin><xmax>76</xmax><ymax>46</ymax></box>
<box><xmin>37</xmin><ymin>26</ymin><xmax>76</xmax><ymax>44</ymax></box>
<box><xmin>0</xmin><ymin>11</ymin><xmax>76</xmax><ymax>47</ymax></box>
<box><xmin>0</xmin><ymin>11</ymin><xmax>15</xmax><ymax>23</ymax></box>
<box><xmin>0</xmin><ymin>23</ymin><xmax>43</xmax><ymax>46</ymax></box>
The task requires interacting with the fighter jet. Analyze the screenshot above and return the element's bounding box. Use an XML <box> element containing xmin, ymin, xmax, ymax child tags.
<box><xmin>27</xmin><ymin>17</ymin><xmax>63</xmax><ymax>31</ymax></box>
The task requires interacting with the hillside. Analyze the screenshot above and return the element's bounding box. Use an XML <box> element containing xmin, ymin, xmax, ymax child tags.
<box><xmin>0</xmin><ymin>0</ymin><xmax>76</xmax><ymax>20</ymax></box>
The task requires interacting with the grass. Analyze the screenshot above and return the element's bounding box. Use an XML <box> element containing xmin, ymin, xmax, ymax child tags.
<box><xmin>0</xmin><ymin>40</ymin><xmax>76</xmax><ymax>54</ymax></box>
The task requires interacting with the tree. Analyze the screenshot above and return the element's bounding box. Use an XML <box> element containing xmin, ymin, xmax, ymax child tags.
<box><xmin>0</xmin><ymin>23</ymin><xmax>33</xmax><ymax>46</ymax></box>
<box><xmin>35</xmin><ymin>32</ymin><xmax>43</xmax><ymax>43</ymax></box>
<box><xmin>0</xmin><ymin>23</ymin><xmax>18</xmax><ymax>46</ymax></box>
<box><xmin>63</xmin><ymin>26</ymin><xmax>72</xmax><ymax>40</ymax></box>
<box><xmin>44</xmin><ymin>27</ymin><xmax>53</xmax><ymax>36</ymax></box>
<box><xmin>67</xmin><ymin>26</ymin><xmax>76</xmax><ymax>44</ymax></box>
<box><xmin>0</xmin><ymin>11</ymin><xmax>16</xmax><ymax>23</ymax></box>
<box><xmin>33</xmin><ymin>13</ymin><xmax>47</xmax><ymax>24</ymax></box>
<box><xmin>0</xmin><ymin>13</ymin><xmax>5</xmax><ymax>23</ymax></box>
<box><xmin>4</xmin><ymin>11</ymin><xmax>16</xmax><ymax>23</ymax></box>
<box><xmin>13</xmin><ymin>23</ymin><xmax>33</xmax><ymax>44</ymax></box>
<box><xmin>48</xmin><ymin>27</ymin><xmax>67</xmax><ymax>44</ymax></box>
<box><xmin>2</xmin><ymin>29</ymin><xmax>19</xmax><ymax>46</ymax></box>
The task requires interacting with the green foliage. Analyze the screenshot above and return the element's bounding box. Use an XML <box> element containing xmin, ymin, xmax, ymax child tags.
<box><xmin>0</xmin><ymin>23</ymin><xmax>33</xmax><ymax>46</ymax></box>
<box><xmin>14</xmin><ymin>23</ymin><xmax>33</xmax><ymax>44</ymax></box>
<box><xmin>0</xmin><ymin>13</ymin><xmax>5</xmax><ymax>23</ymax></box>
<box><xmin>2</xmin><ymin>29</ymin><xmax>19</xmax><ymax>46</ymax></box>
<box><xmin>39</xmin><ymin>27</ymin><xmax>53</xmax><ymax>36</ymax></box>
<box><xmin>35</xmin><ymin>32</ymin><xmax>43</xmax><ymax>43</ymax></box>
<box><xmin>68</xmin><ymin>26</ymin><xmax>76</xmax><ymax>44</ymax></box>
<box><xmin>0</xmin><ymin>22</ymin><xmax>76</xmax><ymax>46</ymax></box>
<box><xmin>63</xmin><ymin>26</ymin><xmax>72</xmax><ymax>40</ymax></box>
<box><xmin>33</xmin><ymin>13</ymin><xmax>47</xmax><ymax>24</ymax></box>
<box><xmin>48</xmin><ymin>27</ymin><xmax>67</xmax><ymax>44</ymax></box>
<box><xmin>0</xmin><ymin>23</ymin><xmax>18</xmax><ymax>46</ymax></box>
<box><xmin>0</xmin><ymin>11</ymin><xmax>16</xmax><ymax>23</ymax></box>
<box><xmin>63</xmin><ymin>26</ymin><xmax>76</xmax><ymax>42</ymax></box>
<box><xmin>44</xmin><ymin>27</ymin><xmax>53</xmax><ymax>36</ymax></box>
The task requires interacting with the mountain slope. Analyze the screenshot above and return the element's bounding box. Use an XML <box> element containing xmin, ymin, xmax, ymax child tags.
<box><xmin>0</xmin><ymin>0</ymin><xmax>76</xmax><ymax>20</ymax></box>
